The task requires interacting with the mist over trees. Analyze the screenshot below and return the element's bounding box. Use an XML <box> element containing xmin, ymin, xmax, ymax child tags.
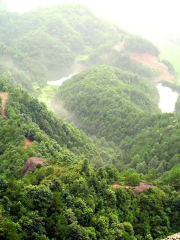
<box><xmin>0</xmin><ymin>2</ymin><xmax>180</xmax><ymax>240</ymax></box>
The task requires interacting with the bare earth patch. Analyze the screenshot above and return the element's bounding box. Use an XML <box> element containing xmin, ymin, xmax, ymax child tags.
<box><xmin>23</xmin><ymin>138</ymin><xmax>33</xmax><ymax>149</ymax></box>
<box><xmin>114</xmin><ymin>42</ymin><xmax>125</xmax><ymax>51</ymax></box>
<box><xmin>112</xmin><ymin>182</ymin><xmax>153</xmax><ymax>194</ymax></box>
<box><xmin>0</xmin><ymin>92</ymin><xmax>9</xmax><ymax>117</ymax></box>
<box><xmin>113</xmin><ymin>42</ymin><xmax>175</xmax><ymax>82</ymax></box>
<box><xmin>23</xmin><ymin>157</ymin><xmax>45</xmax><ymax>176</ymax></box>
<box><xmin>131</xmin><ymin>52</ymin><xmax>175</xmax><ymax>82</ymax></box>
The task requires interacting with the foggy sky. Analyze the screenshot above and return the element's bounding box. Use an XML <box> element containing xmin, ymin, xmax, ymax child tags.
<box><xmin>4</xmin><ymin>0</ymin><xmax>180</xmax><ymax>43</ymax></box>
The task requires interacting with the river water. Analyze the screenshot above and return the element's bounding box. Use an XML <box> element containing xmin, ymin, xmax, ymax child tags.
<box><xmin>157</xmin><ymin>83</ymin><xmax>179</xmax><ymax>113</ymax></box>
<box><xmin>47</xmin><ymin>72</ymin><xmax>78</xmax><ymax>86</ymax></box>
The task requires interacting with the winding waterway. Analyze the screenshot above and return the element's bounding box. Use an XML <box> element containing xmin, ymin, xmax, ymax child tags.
<box><xmin>157</xmin><ymin>83</ymin><xmax>179</xmax><ymax>113</ymax></box>
<box><xmin>47</xmin><ymin>72</ymin><xmax>78</xmax><ymax>86</ymax></box>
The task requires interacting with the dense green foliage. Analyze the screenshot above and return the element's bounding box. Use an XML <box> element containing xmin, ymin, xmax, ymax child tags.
<box><xmin>120</xmin><ymin>113</ymin><xmax>180</xmax><ymax>175</ymax></box>
<box><xmin>124</xmin><ymin>35</ymin><xmax>160</xmax><ymax>56</ymax></box>
<box><xmin>0</xmin><ymin>77</ymin><xmax>125</xmax><ymax>175</ymax></box>
<box><xmin>2</xmin><ymin>153</ymin><xmax>180</xmax><ymax>240</ymax></box>
<box><xmin>175</xmin><ymin>95</ymin><xmax>180</xmax><ymax>113</ymax></box>
<box><xmin>57</xmin><ymin>65</ymin><xmax>160</xmax><ymax>143</ymax></box>
<box><xmin>56</xmin><ymin>66</ymin><xmax>180</xmax><ymax>179</ymax></box>
<box><xmin>2</xmin><ymin>76</ymin><xmax>180</xmax><ymax>239</ymax></box>
<box><xmin>89</xmin><ymin>48</ymin><xmax>161</xmax><ymax>79</ymax></box>
<box><xmin>0</xmin><ymin>4</ymin><xmax>123</xmax><ymax>92</ymax></box>
<box><xmin>0</xmin><ymin>77</ymin><xmax>180</xmax><ymax>239</ymax></box>
<box><xmin>0</xmin><ymin>4</ymin><xmax>180</xmax><ymax>240</ymax></box>
<box><xmin>0</xmin><ymin>4</ymin><xmax>162</xmax><ymax>93</ymax></box>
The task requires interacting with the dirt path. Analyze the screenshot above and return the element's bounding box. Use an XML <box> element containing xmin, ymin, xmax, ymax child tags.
<box><xmin>23</xmin><ymin>138</ymin><xmax>33</xmax><ymax>149</ymax></box>
<box><xmin>0</xmin><ymin>92</ymin><xmax>9</xmax><ymax>117</ymax></box>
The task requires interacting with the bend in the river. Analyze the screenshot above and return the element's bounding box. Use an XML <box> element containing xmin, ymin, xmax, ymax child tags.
<box><xmin>157</xmin><ymin>83</ymin><xmax>179</xmax><ymax>113</ymax></box>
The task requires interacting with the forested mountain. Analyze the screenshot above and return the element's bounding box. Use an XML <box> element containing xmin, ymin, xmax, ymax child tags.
<box><xmin>56</xmin><ymin>65</ymin><xmax>180</xmax><ymax>180</ymax></box>
<box><xmin>0</xmin><ymin>76</ymin><xmax>124</xmax><ymax>174</ymax></box>
<box><xmin>124</xmin><ymin>35</ymin><xmax>160</xmax><ymax>56</ymax></box>
<box><xmin>0</xmin><ymin>3</ymin><xmax>165</xmax><ymax>94</ymax></box>
<box><xmin>0</xmin><ymin>4</ymin><xmax>123</xmax><ymax>92</ymax></box>
<box><xmin>120</xmin><ymin>113</ymin><xmax>180</xmax><ymax>175</ymax></box>
<box><xmin>1</xmin><ymin>3</ymin><xmax>180</xmax><ymax>240</ymax></box>
<box><xmin>57</xmin><ymin>65</ymin><xmax>160</xmax><ymax>143</ymax></box>
<box><xmin>1</xmin><ymin>76</ymin><xmax>180</xmax><ymax>240</ymax></box>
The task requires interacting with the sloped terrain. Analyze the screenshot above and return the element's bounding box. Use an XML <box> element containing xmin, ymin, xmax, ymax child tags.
<box><xmin>115</xmin><ymin>40</ymin><xmax>175</xmax><ymax>82</ymax></box>
<box><xmin>131</xmin><ymin>52</ymin><xmax>175</xmax><ymax>82</ymax></box>
<box><xmin>0</xmin><ymin>4</ymin><xmax>124</xmax><ymax>91</ymax></box>
<box><xmin>57</xmin><ymin>65</ymin><xmax>160</xmax><ymax>143</ymax></box>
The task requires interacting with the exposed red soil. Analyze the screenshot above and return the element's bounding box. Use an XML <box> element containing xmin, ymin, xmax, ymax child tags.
<box><xmin>23</xmin><ymin>157</ymin><xmax>45</xmax><ymax>176</ymax></box>
<box><xmin>113</xmin><ymin>42</ymin><xmax>175</xmax><ymax>82</ymax></box>
<box><xmin>114</xmin><ymin>42</ymin><xmax>125</xmax><ymax>51</ymax></box>
<box><xmin>23</xmin><ymin>138</ymin><xmax>33</xmax><ymax>149</ymax></box>
<box><xmin>131</xmin><ymin>52</ymin><xmax>175</xmax><ymax>82</ymax></box>
<box><xmin>112</xmin><ymin>184</ymin><xmax>131</xmax><ymax>189</ymax></box>
<box><xmin>0</xmin><ymin>92</ymin><xmax>9</xmax><ymax>117</ymax></box>
<box><xmin>112</xmin><ymin>182</ymin><xmax>153</xmax><ymax>194</ymax></box>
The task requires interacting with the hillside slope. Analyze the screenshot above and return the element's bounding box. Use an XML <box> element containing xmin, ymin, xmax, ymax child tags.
<box><xmin>56</xmin><ymin>65</ymin><xmax>180</xmax><ymax>178</ymax></box>
<box><xmin>0</xmin><ymin>76</ymin><xmax>125</xmax><ymax>176</ymax></box>
<box><xmin>0</xmin><ymin>4</ymin><xmax>124</xmax><ymax>92</ymax></box>
<box><xmin>1</xmin><ymin>4</ymin><xmax>171</xmax><ymax>94</ymax></box>
<box><xmin>0</xmin><ymin>78</ymin><xmax>180</xmax><ymax>239</ymax></box>
<box><xmin>57</xmin><ymin>65</ymin><xmax>160</xmax><ymax>143</ymax></box>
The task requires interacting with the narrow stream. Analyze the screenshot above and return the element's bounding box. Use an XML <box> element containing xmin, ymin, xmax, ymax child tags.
<box><xmin>47</xmin><ymin>72</ymin><xmax>78</xmax><ymax>86</ymax></box>
<box><xmin>157</xmin><ymin>83</ymin><xmax>179</xmax><ymax>113</ymax></box>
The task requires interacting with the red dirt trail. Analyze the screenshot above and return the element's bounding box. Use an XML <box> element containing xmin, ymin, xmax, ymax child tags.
<box><xmin>0</xmin><ymin>92</ymin><xmax>9</xmax><ymax>117</ymax></box>
<box><xmin>24</xmin><ymin>138</ymin><xmax>33</xmax><ymax>149</ymax></box>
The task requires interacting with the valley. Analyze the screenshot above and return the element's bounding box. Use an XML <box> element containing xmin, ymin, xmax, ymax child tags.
<box><xmin>0</xmin><ymin>1</ymin><xmax>180</xmax><ymax>239</ymax></box>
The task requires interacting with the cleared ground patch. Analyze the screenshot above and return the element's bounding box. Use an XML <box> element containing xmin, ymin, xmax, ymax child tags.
<box><xmin>0</xmin><ymin>92</ymin><xmax>9</xmax><ymax>117</ymax></box>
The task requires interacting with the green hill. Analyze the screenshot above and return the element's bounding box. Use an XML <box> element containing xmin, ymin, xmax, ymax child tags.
<box><xmin>57</xmin><ymin>65</ymin><xmax>160</xmax><ymax>143</ymax></box>
<box><xmin>0</xmin><ymin>4</ymin><xmax>123</xmax><ymax>92</ymax></box>
<box><xmin>1</xmin><ymin>4</ymin><xmax>180</xmax><ymax>239</ymax></box>
<box><xmin>0</xmin><ymin>77</ymin><xmax>180</xmax><ymax>239</ymax></box>
<box><xmin>124</xmin><ymin>35</ymin><xmax>160</xmax><ymax>56</ymax></box>
<box><xmin>120</xmin><ymin>113</ymin><xmax>180</xmax><ymax>175</ymax></box>
<box><xmin>0</xmin><ymin>76</ymin><xmax>125</xmax><ymax>176</ymax></box>
<box><xmin>0</xmin><ymin>4</ymin><xmax>163</xmax><ymax>94</ymax></box>
<box><xmin>56</xmin><ymin>65</ymin><xmax>180</xmax><ymax>178</ymax></box>
<box><xmin>0</xmin><ymin>76</ymin><xmax>180</xmax><ymax>240</ymax></box>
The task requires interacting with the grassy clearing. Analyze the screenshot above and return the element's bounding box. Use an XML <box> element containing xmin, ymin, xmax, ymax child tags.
<box><xmin>157</xmin><ymin>41</ymin><xmax>180</xmax><ymax>76</ymax></box>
